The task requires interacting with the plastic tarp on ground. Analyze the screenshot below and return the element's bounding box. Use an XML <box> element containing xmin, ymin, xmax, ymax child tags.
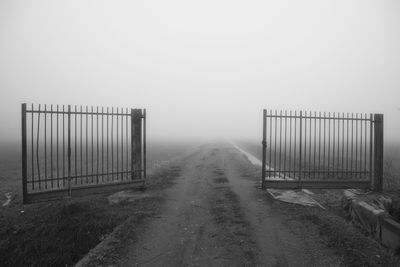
<box><xmin>231</xmin><ymin>143</ymin><xmax>324</xmax><ymax>209</ymax></box>
<box><xmin>267</xmin><ymin>188</ymin><xmax>325</xmax><ymax>208</ymax></box>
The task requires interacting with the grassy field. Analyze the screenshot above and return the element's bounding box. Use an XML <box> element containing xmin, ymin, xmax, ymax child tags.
<box><xmin>0</xmin><ymin>140</ymin><xmax>192</xmax><ymax>266</ymax></box>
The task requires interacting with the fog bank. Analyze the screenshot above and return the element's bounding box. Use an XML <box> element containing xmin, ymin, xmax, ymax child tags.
<box><xmin>1</xmin><ymin>0</ymin><xmax>400</xmax><ymax>142</ymax></box>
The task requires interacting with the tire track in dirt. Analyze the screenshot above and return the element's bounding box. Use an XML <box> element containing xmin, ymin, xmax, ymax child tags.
<box><xmin>115</xmin><ymin>143</ymin><xmax>344</xmax><ymax>267</ymax></box>
<box><xmin>221</xmin><ymin>143</ymin><xmax>344</xmax><ymax>266</ymax></box>
<box><xmin>207</xmin><ymin>158</ymin><xmax>258</xmax><ymax>266</ymax></box>
<box><xmin>117</xmin><ymin>145</ymin><xmax>259</xmax><ymax>266</ymax></box>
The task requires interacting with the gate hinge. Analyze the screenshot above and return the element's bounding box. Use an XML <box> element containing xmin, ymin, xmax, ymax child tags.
<box><xmin>262</xmin><ymin>141</ymin><xmax>267</xmax><ymax>146</ymax></box>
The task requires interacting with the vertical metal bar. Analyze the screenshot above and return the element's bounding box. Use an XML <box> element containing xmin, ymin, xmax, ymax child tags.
<box><xmin>50</xmin><ymin>104</ymin><xmax>53</xmax><ymax>188</ymax></box>
<box><xmin>332</xmin><ymin>112</ymin><xmax>335</xmax><ymax>176</ymax></box>
<box><xmin>121</xmin><ymin>107</ymin><xmax>124</xmax><ymax>180</ymax></box>
<box><xmin>94</xmin><ymin>107</ymin><xmax>98</xmax><ymax>182</ymax></box>
<box><xmin>303</xmin><ymin>111</ymin><xmax>307</xmax><ymax>180</ymax></box>
<box><xmin>293</xmin><ymin>110</ymin><xmax>297</xmax><ymax>179</ymax></box>
<box><xmin>91</xmin><ymin>106</ymin><xmax>94</xmax><ymax>182</ymax></box>
<box><xmin>288</xmin><ymin>110</ymin><xmax>292</xmax><ymax>178</ymax></box>
<box><xmin>279</xmin><ymin>110</ymin><xmax>282</xmax><ymax>177</ymax></box>
<box><xmin>22</xmin><ymin>104</ymin><xmax>28</xmax><ymax>203</ymax></box>
<box><xmin>284</xmin><ymin>110</ymin><xmax>287</xmax><ymax>176</ymax></box>
<box><xmin>102</xmin><ymin>107</ymin><xmax>104</xmax><ymax>182</ymax></box>
<box><xmin>36</xmin><ymin>104</ymin><xmax>41</xmax><ymax>189</ymax></box>
<box><xmin>57</xmin><ymin>105</ymin><xmax>59</xmax><ymax>188</ymax></box>
<box><xmin>355</xmin><ymin>113</ymin><xmax>358</xmax><ymax>179</ymax></box>
<box><xmin>274</xmin><ymin>110</ymin><xmax>277</xmax><ymax>178</ymax></box>
<box><xmin>359</xmin><ymin>114</ymin><xmax>362</xmax><ymax>179</ymax></box>
<box><xmin>107</xmin><ymin>107</ymin><xmax>109</xmax><ymax>180</ymax></box>
<box><xmin>318</xmin><ymin>112</ymin><xmax>321</xmax><ymax>176</ymax></box>
<box><xmin>369</xmin><ymin>113</ymin><xmax>373</xmax><ymax>183</ymax></box>
<box><xmin>44</xmin><ymin>104</ymin><xmax>47</xmax><ymax>188</ymax></box>
<box><xmin>111</xmin><ymin>107</ymin><xmax>114</xmax><ymax>180</ymax></box>
<box><xmin>327</xmin><ymin>112</ymin><xmax>331</xmax><ymax>179</ymax></box>
<box><xmin>323</xmin><ymin>112</ymin><xmax>326</xmax><ymax>178</ymax></box>
<box><xmin>342</xmin><ymin>113</ymin><xmax>345</xmax><ymax>178</ymax></box>
<box><xmin>313</xmin><ymin>112</ymin><xmax>317</xmax><ymax>179</ymax></box>
<box><xmin>116</xmin><ymin>108</ymin><xmax>119</xmax><ymax>180</ymax></box>
<box><xmin>126</xmin><ymin>108</ymin><xmax>129</xmax><ymax>179</ymax></box>
<box><xmin>346</xmin><ymin>113</ymin><xmax>350</xmax><ymax>179</ymax></box>
<box><xmin>75</xmin><ymin>105</ymin><xmax>77</xmax><ymax>184</ymax></box>
<box><xmin>298</xmin><ymin>111</ymin><xmax>303</xmax><ymax>183</ymax></box>
<box><xmin>143</xmin><ymin>109</ymin><xmax>147</xmax><ymax>179</ymax></box>
<box><xmin>262</xmin><ymin>109</ymin><xmax>267</xmax><ymax>189</ymax></box>
<box><xmin>308</xmin><ymin>111</ymin><xmax>312</xmax><ymax>179</ymax></box>
<box><xmin>269</xmin><ymin>110</ymin><xmax>272</xmax><ymax>176</ymax></box>
<box><xmin>63</xmin><ymin>105</ymin><xmax>65</xmax><ymax>186</ymax></box>
<box><xmin>80</xmin><ymin>106</ymin><xmax>83</xmax><ymax>184</ymax></box>
<box><xmin>31</xmin><ymin>104</ymin><xmax>34</xmax><ymax>190</ymax></box>
<box><xmin>131</xmin><ymin>109</ymin><xmax>134</xmax><ymax>180</ymax></box>
<box><xmin>67</xmin><ymin>105</ymin><xmax>71</xmax><ymax>196</ymax></box>
<box><xmin>337</xmin><ymin>113</ymin><xmax>340</xmax><ymax>174</ymax></box>
<box><xmin>361</xmin><ymin>114</ymin><xmax>364</xmax><ymax>179</ymax></box>
<box><xmin>364</xmin><ymin>114</ymin><xmax>368</xmax><ymax>178</ymax></box>
<box><xmin>350</xmin><ymin>113</ymin><xmax>354</xmax><ymax>179</ymax></box>
<box><xmin>86</xmin><ymin>106</ymin><xmax>88</xmax><ymax>183</ymax></box>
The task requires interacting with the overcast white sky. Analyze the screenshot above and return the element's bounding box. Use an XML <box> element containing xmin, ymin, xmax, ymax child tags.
<box><xmin>1</xmin><ymin>0</ymin><xmax>400</xmax><ymax>142</ymax></box>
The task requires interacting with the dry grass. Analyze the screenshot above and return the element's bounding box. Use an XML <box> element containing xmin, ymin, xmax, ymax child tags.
<box><xmin>0</xmin><ymin>141</ymin><xmax>187</xmax><ymax>267</ymax></box>
<box><xmin>273</xmin><ymin>201</ymin><xmax>400</xmax><ymax>267</ymax></box>
<box><xmin>383</xmin><ymin>143</ymin><xmax>400</xmax><ymax>191</ymax></box>
<box><xmin>0</xmin><ymin>165</ymin><xmax>181</xmax><ymax>267</ymax></box>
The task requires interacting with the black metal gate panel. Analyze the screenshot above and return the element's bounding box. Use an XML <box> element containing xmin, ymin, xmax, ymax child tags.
<box><xmin>21</xmin><ymin>104</ymin><xmax>146</xmax><ymax>204</ymax></box>
<box><xmin>261</xmin><ymin>110</ymin><xmax>383</xmax><ymax>191</ymax></box>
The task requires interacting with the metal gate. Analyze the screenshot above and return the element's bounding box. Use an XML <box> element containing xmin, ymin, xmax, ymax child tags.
<box><xmin>261</xmin><ymin>110</ymin><xmax>383</xmax><ymax>191</ymax></box>
<box><xmin>21</xmin><ymin>104</ymin><xmax>146</xmax><ymax>204</ymax></box>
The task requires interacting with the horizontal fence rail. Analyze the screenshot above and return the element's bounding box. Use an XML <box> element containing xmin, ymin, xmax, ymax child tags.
<box><xmin>21</xmin><ymin>103</ymin><xmax>146</xmax><ymax>203</ymax></box>
<box><xmin>261</xmin><ymin>110</ymin><xmax>383</xmax><ymax>190</ymax></box>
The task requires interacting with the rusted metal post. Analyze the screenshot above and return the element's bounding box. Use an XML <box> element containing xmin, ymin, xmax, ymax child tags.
<box><xmin>21</xmin><ymin>103</ymin><xmax>28</xmax><ymax>204</ymax></box>
<box><xmin>131</xmin><ymin>109</ymin><xmax>142</xmax><ymax>179</ymax></box>
<box><xmin>373</xmin><ymin>114</ymin><xmax>384</xmax><ymax>192</ymax></box>
<box><xmin>261</xmin><ymin>109</ymin><xmax>267</xmax><ymax>190</ymax></box>
<box><xmin>369</xmin><ymin>113</ymin><xmax>373</xmax><ymax>186</ymax></box>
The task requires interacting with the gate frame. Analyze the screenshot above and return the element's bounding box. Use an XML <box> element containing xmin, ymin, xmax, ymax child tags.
<box><xmin>21</xmin><ymin>103</ymin><xmax>147</xmax><ymax>204</ymax></box>
<box><xmin>261</xmin><ymin>110</ymin><xmax>383</xmax><ymax>192</ymax></box>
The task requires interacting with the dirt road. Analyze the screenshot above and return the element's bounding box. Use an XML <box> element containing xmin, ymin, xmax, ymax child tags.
<box><xmin>119</xmin><ymin>142</ymin><xmax>343</xmax><ymax>266</ymax></box>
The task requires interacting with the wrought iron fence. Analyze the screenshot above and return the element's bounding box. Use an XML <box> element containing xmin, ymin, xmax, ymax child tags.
<box><xmin>21</xmin><ymin>103</ymin><xmax>146</xmax><ymax>203</ymax></box>
<box><xmin>261</xmin><ymin>110</ymin><xmax>383</xmax><ymax>190</ymax></box>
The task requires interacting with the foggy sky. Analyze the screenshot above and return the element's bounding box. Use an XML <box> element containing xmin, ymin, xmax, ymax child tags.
<box><xmin>1</xmin><ymin>0</ymin><xmax>400</xmax><ymax>142</ymax></box>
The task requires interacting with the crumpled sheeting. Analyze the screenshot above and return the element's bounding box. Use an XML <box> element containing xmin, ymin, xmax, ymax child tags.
<box><xmin>342</xmin><ymin>189</ymin><xmax>392</xmax><ymax>235</ymax></box>
<box><xmin>2</xmin><ymin>192</ymin><xmax>12</xmax><ymax>207</ymax></box>
<box><xmin>231</xmin><ymin>143</ymin><xmax>323</xmax><ymax>209</ymax></box>
<box><xmin>265</xmin><ymin>175</ymin><xmax>321</xmax><ymax>208</ymax></box>
<box><xmin>107</xmin><ymin>191</ymin><xmax>150</xmax><ymax>205</ymax></box>
<box><xmin>267</xmin><ymin>189</ymin><xmax>325</xmax><ymax>209</ymax></box>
